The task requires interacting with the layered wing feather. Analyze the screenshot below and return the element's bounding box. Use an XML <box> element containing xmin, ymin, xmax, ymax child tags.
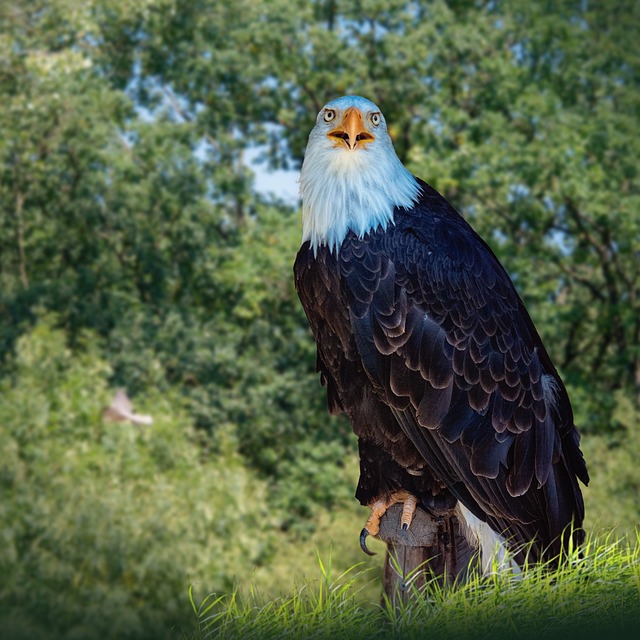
<box><xmin>338</xmin><ymin>181</ymin><xmax>588</xmax><ymax>560</ymax></box>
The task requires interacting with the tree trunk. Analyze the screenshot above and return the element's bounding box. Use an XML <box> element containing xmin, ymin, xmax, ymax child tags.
<box><xmin>376</xmin><ymin>503</ymin><xmax>478</xmax><ymax>608</ymax></box>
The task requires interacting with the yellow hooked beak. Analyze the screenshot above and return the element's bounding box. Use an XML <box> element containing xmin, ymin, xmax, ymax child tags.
<box><xmin>327</xmin><ymin>107</ymin><xmax>375</xmax><ymax>150</ymax></box>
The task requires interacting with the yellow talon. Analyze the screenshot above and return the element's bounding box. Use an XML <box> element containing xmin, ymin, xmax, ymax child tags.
<box><xmin>360</xmin><ymin>490</ymin><xmax>418</xmax><ymax>555</ymax></box>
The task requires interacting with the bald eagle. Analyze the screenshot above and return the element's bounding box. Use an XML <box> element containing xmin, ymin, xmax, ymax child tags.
<box><xmin>294</xmin><ymin>96</ymin><xmax>588</xmax><ymax>569</ymax></box>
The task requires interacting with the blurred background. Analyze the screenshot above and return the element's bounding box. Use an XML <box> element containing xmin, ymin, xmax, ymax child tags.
<box><xmin>0</xmin><ymin>1</ymin><xmax>638</xmax><ymax>638</ymax></box>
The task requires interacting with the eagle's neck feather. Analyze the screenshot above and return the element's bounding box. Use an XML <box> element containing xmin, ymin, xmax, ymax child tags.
<box><xmin>300</xmin><ymin>141</ymin><xmax>420</xmax><ymax>253</ymax></box>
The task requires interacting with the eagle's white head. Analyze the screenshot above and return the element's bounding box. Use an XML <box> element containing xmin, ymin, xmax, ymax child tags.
<box><xmin>300</xmin><ymin>95</ymin><xmax>420</xmax><ymax>253</ymax></box>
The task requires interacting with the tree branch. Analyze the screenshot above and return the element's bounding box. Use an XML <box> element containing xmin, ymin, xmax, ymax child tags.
<box><xmin>163</xmin><ymin>87</ymin><xmax>221</xmax><ymax>152</ymax></box>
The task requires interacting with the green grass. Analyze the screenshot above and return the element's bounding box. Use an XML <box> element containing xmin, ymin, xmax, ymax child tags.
<box><xmin>188</xmin><ymin>532</ymin><xmax>640</xmax><ymax>640</ymax></box>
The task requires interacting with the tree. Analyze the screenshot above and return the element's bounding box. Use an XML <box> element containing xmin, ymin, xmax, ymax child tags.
<box><xmin>118</xmin><ymin>0</ymin><xmax>638</xmax><ymax>432</ymax></box>
<box><xmin>5</xmin><ymin>0</ymin><xmax>636</xmax><ymax>434</ymax></box>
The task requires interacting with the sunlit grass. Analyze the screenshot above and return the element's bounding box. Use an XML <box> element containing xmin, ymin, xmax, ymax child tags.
<box><xmin>188</xmin><ymin>531</ymin><xmax>640</xmax><ymax>640</ymax></box>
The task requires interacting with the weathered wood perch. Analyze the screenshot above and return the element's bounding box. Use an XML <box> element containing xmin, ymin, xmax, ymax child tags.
<box><xmin>376</xmin><ymin>503</ymin><xmax>479</xmax><ymax>607</ymax></box>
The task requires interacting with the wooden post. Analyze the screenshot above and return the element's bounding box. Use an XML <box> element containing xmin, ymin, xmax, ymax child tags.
<box><xmin>376</xmin><ymin>503</ymin><xmax>478</xmax><ymax>608</ymax></box>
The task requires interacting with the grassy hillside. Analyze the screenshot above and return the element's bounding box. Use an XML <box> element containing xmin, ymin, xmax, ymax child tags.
<box><xmin>189</xmin><ymin>536</ymin><xmax>640</xmax><ymax>640</ymax></box>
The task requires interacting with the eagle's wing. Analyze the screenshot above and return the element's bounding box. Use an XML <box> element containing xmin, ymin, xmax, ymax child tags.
<box><xmin>295</xmin><ymin>247</ymin><xmax>353</xmax><ymax>416</ymax></box>
<box><xmin>340</xmin><ymin>188</ymin><xmax>588</xmax><ymax>560</ymax></box>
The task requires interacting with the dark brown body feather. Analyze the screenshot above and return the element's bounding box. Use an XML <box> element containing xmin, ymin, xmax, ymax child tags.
<box><xmin>294</xmin><ymin>179</ymin><xmax>589</xmax><ymax>563</ymax></box>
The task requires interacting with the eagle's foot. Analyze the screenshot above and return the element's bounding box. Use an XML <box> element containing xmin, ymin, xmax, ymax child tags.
<box><xmin>359</xmin><ymin>490</ymin><xmax>418</xmax><ymax>556</ymax></box>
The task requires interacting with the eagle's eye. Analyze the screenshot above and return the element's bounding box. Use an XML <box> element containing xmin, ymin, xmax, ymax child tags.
<box><xmin>370</xmin><ymin>112</ymin><xmax>381</xmax><ymax>126</ymax></box>
<box><xmin>323</xmin><ymin>109</ymin><xmax>336</xmax><ymax>123</ymax></box>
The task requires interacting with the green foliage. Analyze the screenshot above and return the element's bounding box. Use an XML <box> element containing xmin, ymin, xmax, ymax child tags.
<box><xmin>7</xmin><ymin>0</ymin><xmax>632</xmax><ymax>437</ymax></box>
<box><xmin>0</xmin><ymin>318</ymin><xmax>278</xmax><ymax>639</ymax></box>
<box><xmin>581</xmin><ymin>391</ymin><xmax>640</xmax><ymax>534</ymax></box>
<box><xmin>111</xmin><ymin>0</ymin><xmax>639</xmax><ymax>434</ymax></box>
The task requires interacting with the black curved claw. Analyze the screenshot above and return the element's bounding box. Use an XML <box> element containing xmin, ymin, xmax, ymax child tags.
<box><xmin>401</xmin><ymin>522</ymin><xmax>408</xmax><ymax>534</ymax></box>
<box><xmin>360</xmin><ymin>528</ymin><xmax>376</xmax><ymax>556</ymax></box>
